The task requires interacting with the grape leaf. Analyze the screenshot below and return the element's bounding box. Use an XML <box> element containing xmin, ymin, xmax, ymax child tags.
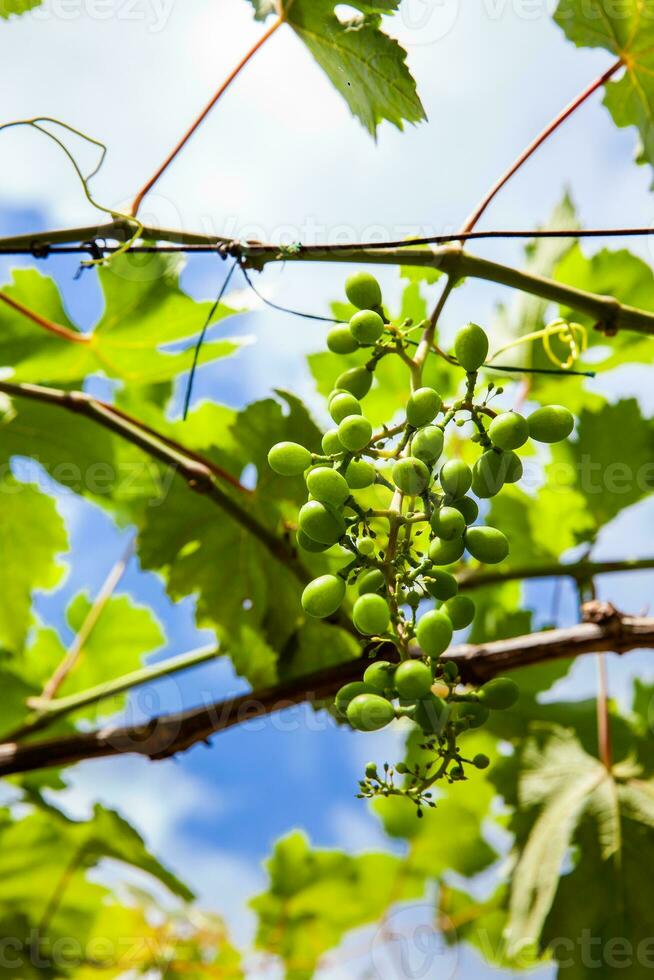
<box><xmin>251</xmin><ymin>831</ymin><xmax>422</xmax><ymax>978</ymax></box>
<box><xmin>554</xmin><ymin>0</ymin><xmax>654</xmax><ymax>175</ymax></box>
<box><xmin>0</xmin><ymin>0</ymin><xmax>40</xmax><ymax>17</ymax></box>
<box><xmin>0</xmin><ymin>476</ymin><xmax>67</xmax><ymax>653</ymax></box>
<box><xmin>248</xmin><ymin>0</ymin><xmax>425</xmax><ymax>136</ymax></box>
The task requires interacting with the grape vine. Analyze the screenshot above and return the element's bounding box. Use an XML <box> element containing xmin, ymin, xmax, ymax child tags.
<box><xmin>269</xmin><ymin>271</ymin><xmax>574</xmax><ymax>815</ymax></box>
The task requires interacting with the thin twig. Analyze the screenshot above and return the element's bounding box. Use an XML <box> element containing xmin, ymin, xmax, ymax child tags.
<box><xmin>0</xmin><ymin>290</ymin><xmax>89</xmax><ymax>345</ymax></box>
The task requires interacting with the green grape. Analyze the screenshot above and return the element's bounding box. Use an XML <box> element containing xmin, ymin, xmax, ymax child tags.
<box><xmin>345</xmin><ymin>271</ymin><xmax>382</xmax><ymax>310</ymax></box>
<box><xmin>414</xmin><ymin>693</ymin><xmax>447</xmax><ymax>734</ymax></box>
<box><xmin>356</xmin><ymin>536</ymin><xmax>375</xmax><ymax>556</ymax></box>
<box><xmin>430</xmin><ymin>505</ymin><xmax>465</xmax><ymax>540</ymax></box>
<box><xmin>504</xmin><ymin>451</ymin><xmax>523</xmax><ymax>483</ymax></box>
<box><xmin>327</xmin><ymin>326</ymin><xmax>359</xmax><ymax>355</ymax></box>
<box><xmin>306</xmin><ymin>467</ymin><xmax>350</xmax><ymax>507</ymax></box>
<box><xmin>489</xmin><ymin>411</ymin><xmax>529</xmax><ymax>450</ymax></box>
<box><xmin>322</xmin><ymin>428</ymin><xmax>343</xmax><ymax>455</ymax></box>
<box><xmin>442</xmin><ymin>660</ymin><xmax>459</xmax><ymax>682</ymax></box>
<box><xmin>268</xmin><ymin>442</ymin><xmax>312</xmax><ymax>476</ymax></box>
<box><xmin>335</xmin><ymin>681</ymin><xmax>375</xmax><ymax>715</ymax></box>
<box><xmin>473</xmin><ymin>753</ymin><xmax>490</xmax><ymax>770</ymax></box>
<box><xmin>406</xmin><ymin>387</ymin><xmax>442</xmax><ymax>427</ymax></box>
<box><xmin>365</xmin><ymin>761</ymin><xmax>378</xmax><ymax>778</ymax></box>
<box><xmin>301</xmin><ymin>574</ymin><xmax>346</xmax><ymax>618</ymax></box>
<box><xmin>394</xmin><ymin>660</ymin><xmax>433</xmax><ymax>698</ymax></box>
<box><xmin>329</xmin><ymin>392</ymin><xmax>362</xmax><ymax>424</ymax></box>
<box><xmin>457</xmin><ymin>702</ymin><xmax>490</xmax><ymax>728</ymax></box>
<box><xmin>336</xmin><ymin>366</ymin><xmax>373</xmax><ymax>399</ymax></box>
<box><xmin>528</xmin><ymin>405</ymin><xmax>574</xmax><ymax>443</ymax></box>
<box><xmin>350</xmin><ymin>309</ymin><xmax>384</xmax><ymax>344</ymax></box>
<box><xmin>392</xmin><ymin>456</ymin><xmax>431</xmax><ymax>495</ymax></box>
<box><xmin>411</xmin><ymin>425</ymin><xmax>444</xmax><ymax>463</ymax></box>
<box><xmin>424</xmin><ymin>570</ymin><xmax>458</xmax><ymax>600</ymax></box>
<box><xmin>471</xmin><ymin>449</ymin><xmax>512</xmax><ymax>498</ymax></box>
<box><xmin>296</xmin><ymin>529</ymin><xmax>331</xmax><ymax>553</ymax></box>
<box><xmin>454</xmin><ymin>322</ymin><xmax>489</xmax><ymax>372</ymax></box>
<box><xmin>346</xmin><ymin>693</ymin><xmax>395</xmax><ymax>731</ymax></box>
<box><xmin>465</xmin><ymin>525</ymin><xmax>509</xmax><ymax>564</ymax></box>
<box><xmin>353</xmin><ymin>593</ymin><xmax>391</xmax><ymax>635</ymax></box>
<box><xmin>338</xmin><ymin>414</ymin><xmax>373</xmax><ymax>451</ymax></box>
<box><xmin>428</xmin><ymin>536</ymin><xmax>465</xmax><ymax>565</ymax></box>
<box><xmin>358</xmin><ymin>568</ymin><xmax>386</xmax><ymax>595</ymax></box>
<box><xmin>416</xmin><ymin>609</ymin><xmax>453</xmax><ymax>657</ymax></box>
<box><xmin>345</xmin><ymin>458</ymin><xmax>376</xmax><ymax>489</ymax></box>
<box><xmin>298</xmin><ymin>500</ymin><xmax>346</xmax><ymax>545</ymax></box>
<box><xmin>442</xmin><ymin>595</ymin><xmax>475</xmax><ymax>630</ymax></box>
<box><xmin>449</xmin><ymin>764</ymin><xmax>465</xmax><ymax>781</ymax></box>
<box><xmin>477</xmin><ymin>677</ymin><xmax>519</xmax><ymax>709</ymax></box>
<box><xmin>363</xmin><ymin>660</ymin><xmax>396</xmax><ymax>692</ymax></box>
<box><xmin>451</xmin><ymin>496</ymin><xmax>479</xmax><ymax>525</ymax></box>
<box><xmin>440</xmin><ymin>459</ymin><xmax>472</xmax><ymax>498</ymax></box>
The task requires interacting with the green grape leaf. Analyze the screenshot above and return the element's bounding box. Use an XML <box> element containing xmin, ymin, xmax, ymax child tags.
<box><xmin>251</xmin><ymin>831</ymin><xmax>422</xmax><ymax>978</ymax></box>
<box><xmin>0</xmin><ymin>255</ymin><xmax>241</xmax><ymax>385</ymax></box>
<box><xmin>467</xmin><ymin>581</ymin><xmax>533</xmax><ymax>645</ymax></box>
<box><xmin>0</xmin><ymin>476</ymin><xmax>67</xmax><ymax>653</ymax></box>
<box><xmin>0</xmin><ymin>0</ymin><xmax>40</xmax><ymax>17</ymax></box>
<box><xmin>248</xmin><ymin>0</ymin><xmax>425</xmax><ymax>136</ymax></box>
<box><xmin>554</xmin><ymin>0</ymin><xmax>654</xmax><ymax>175</ymax></box>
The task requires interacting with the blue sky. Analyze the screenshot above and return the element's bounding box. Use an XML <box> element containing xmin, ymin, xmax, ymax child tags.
<box><xmin>1</xmin><ymin>1</ymin><xmax>654</xmax><ymax>976</ymax></box>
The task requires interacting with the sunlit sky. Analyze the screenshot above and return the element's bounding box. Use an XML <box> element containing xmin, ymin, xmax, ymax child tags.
<box><xmin>1</xmin><ymin>1</ymin><xmax>653</xmax><ymax>976</ymax></box>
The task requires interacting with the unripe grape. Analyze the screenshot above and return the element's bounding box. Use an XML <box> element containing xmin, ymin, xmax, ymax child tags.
<box><xmin>416</xmin><ymin>609</ymin><xmax>453</xmax><ymax>657</ymax></box>
<box><xmin>358</xmin><ymin>568</ymin><xmax>385</xmax><ymax>595</ymax></box>
<box><xmin>301</xmin><ymin>574</ymin><xmax>346</xmax><ymax>618</ymax></box>
<box><xmin>414</xmin><ymin>693</ymin><xmax>447</xmax><ymax>734</ymax></box>
<box><xmin>346</xmin><ymin>693</ymin><xmax>395</xmax><ymax>731</ymax></box>
<box><xmin>329</xmin><ymin>392</ymin><xmax>362</xmax><ymax>424</ymax></box>
<box><xmin>322</xmin><ymin>429</ymin><xmax>343</xmax><ymax>455</ymax></box>
<box><xmin>454</xmin><ymin>322</ymin><xmax>489</xmax><ymax>372</ymax></box>
<box><xmin>353</xmin><ymin>593</ymin><xmax>391</xmax><ymax>635</ymax></box>
<box><xmin>336</xmin><ymin>366</ymin><xmax>373</xmax><ymax>400</ymax></box>
<box><xmin>442</xmin><ymin>660</ymin><xmax>459</xmax><ymax>682</ymax></box>
<box><xmin>465</xmin><ymin>525</ymin><xmax>509</xmax><ymax>564</ymax></box>
<box><xmin>440</xmin><ymin>459</ymin><xmax>472</xmax><ymax>498</ymax></box>
<box><xmin>430</xmin><ymin>505</ymin><xmax>465</xmax><ymax>540</ymax></box>
<box><xmin>365</xmin><ymin>761</ymin><xmax>378</xmax><ymax>778</ymax></box>
<box><xmin>428</xmin><ymin>536</ymin><xmax>465</xmax><ymax>566</ymax></box>
<box><xmin>327</xmin><ymin>326</ymin><xmax>359</xmax><ymax>355</ymax></box>
<box><xmin>412</xmin><ymin>425</ymin><xmax>444</xmax><ymax>463</ymax></box>
<box><xmin>350</xmin><ymin>309</ymin><xmax>384</xmax><ymax>344</ymax></box>
<box><xmin>425</xmin><ymin>570</ymin><xmax>458</xmax><ymax>601</ymax></box>
<box><xmin>394</xmin><ymin>660</ymin><xmax>433</xmax><ymax>699</ymax></box>
<box><xmin>477</xmin><ymin>676</ymin><xmax>519</xmax><ymax>709</ymax></box>
<box><xmin>395</xmin><ymin>762</ymin><xmax>408</xmax><ymax>774</ymax></box>
<box><xmin>296</xmin><ymin>529</ymin><xmax>330</xmax><ymax>553</ymax></box>
<box><xmin>268</xmin><ymin>441</ymin><xmax>312</xmax><ymax>476</ymax></box>
<box><xmin>345</xmin><ymin>459</ymin><xmax>376</xmax><ymax>489</ymax></box>
<box><xmin>457</xmin><ymin>702</ymin><xmax>490</xmax><ymax>728</ymax></box>
<box><xmin>451</xmin><ymin>496</ymin><xmax>479</xmax><ymax>525</ymax></box>
<box><xmin>338</xmin><ymin>414</ymin><xmax>373</xmax><ymax>451</ymax></box>
<box><xmin>472</xmin><ymin>449</ymin><xmax>521</xmax><ymax>499</ymax></box>
<box><xmin>406</xmin><ymin>387</ymin><xmax>442</xmax><ymax>427</ymax></box>
<box><xmin>442</xmin><ymin>595</ymin><xmax>475</xmax><ymax>630</ymax></box>
<box><xmin>449</xmin><ymin>764</ymin><xmax>465</xmax><ymax>781</ymax></box>
<box><xmin>335</xmin><ymin>681</ymin><xmax>375</xmax><ymax>715</ymax></box>
<box><xmin>306</xmin><ymin>467</ymin><xmax>350</xmax><ymax>507</ymax></box>
<box><xmin>356</xmin><ymin>536</ymin><xmax>375</xmax><ymax>556</ymax></box>
<box><xmin>528</xmin><ymin>405</ymin><xmax>574</xmax><ymax>443</ymax></box>
<box><xmin>473</xmin><ymin>753</ymin><xmax>490</xmax><ymax>770</ymax></box>
<box><xmin>489</xmin><ymin>411</ymin><xmax>529</xmax><ymax>451</ymax></box>
<box><xmin>363</xmin><ymin>660</ymin><xmax>395</xmax><ymax>692</ymax></box>
<box><xmin>504</xmin><ymin>451</ymin><xmax>523</xmax><ymax>483</ymax></box>
<box><xmin>392</xmin><ymin>456</ymin><xmax>431</xmax><ymax>495</ymax></box>
<box><xmin>345</xmin><ymin>271</ymin><xmax>382</xmax><ymax>310</ymax></box>
<box><xmin>298</xmin><ymin>500</ymin><xmax>346</xmax><ymax>545</ymax></box>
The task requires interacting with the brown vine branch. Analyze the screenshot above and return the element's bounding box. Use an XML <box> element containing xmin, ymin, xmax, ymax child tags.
<box><xmin>130</xmin><ymin>16</ymin><xmax>283</xmax><ymax>216</ymax></box>
<box><xmin>460</xmin><ymin>58</ymin><xmax>624</xmax><ymax>235</ymax></box>
<box><xmin>0</xmin><ymin>607</ymin><xmax>651</xmax><ymax>778</ymax></box>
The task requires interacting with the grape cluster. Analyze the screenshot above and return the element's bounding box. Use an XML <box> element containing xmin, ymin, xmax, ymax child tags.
<box><xmin>268</xmin><ymin>272</ymin><xmax>574</xmax><ymax>814</ymax></box>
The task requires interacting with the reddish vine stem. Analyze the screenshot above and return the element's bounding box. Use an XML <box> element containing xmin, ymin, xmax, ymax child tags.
<box><xmin>460</xmin><ymin>58</ymin><xmax>623</xmax><ymax>235</ymax></box>
<box><xmin>0</xmin><ymin>290</ymin><xmax>89</xmax><ymax>345</ymax></box>
<box><xmin>130</xmin><ymin>16</ymin><xmax>283</xmax><ymax>216</ymax></box>
<box><xmin>596</xmin><ymin>653</ymin><xmax>613</xmax><ymax>769</ymax></box>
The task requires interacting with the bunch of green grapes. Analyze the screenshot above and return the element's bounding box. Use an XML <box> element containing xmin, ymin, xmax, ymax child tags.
<box><xmin>268</xmin><ymin>271</ymin><xmax>574</xmax><ymax>815</ymax></box>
